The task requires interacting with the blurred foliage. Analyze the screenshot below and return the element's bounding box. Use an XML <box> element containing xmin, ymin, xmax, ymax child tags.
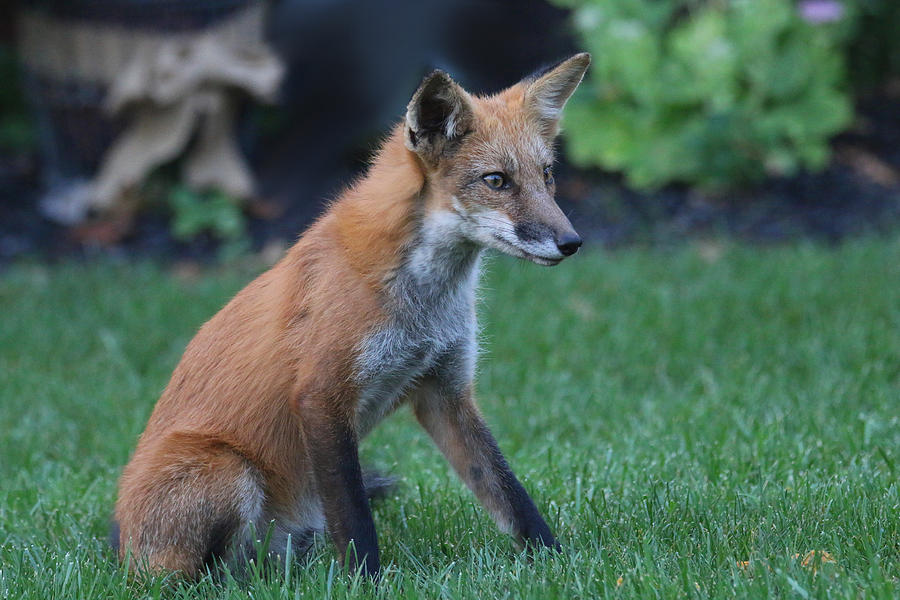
<box><xmin>167</xmin><ymin>185</ymin><xmax>245</xmax><ymax>244</ymax></box>
<box><xmin>168</xmin><ymin>184</ymin><xmax>250</xmax><ymax>261</ymax></box>
<box><xmin>553</xmin><ymin>0</ymin><xmax>854</xmax><ymax>190</ymax></box>
<box><xmin>143</xmin><ymin>170</ymin><xmax>249</xmax><ymax>258</ymax></box>
<box><xmin>0</xmin><ymin>47</ymin><xmax>36</xmax><ymax>154</ymax></box>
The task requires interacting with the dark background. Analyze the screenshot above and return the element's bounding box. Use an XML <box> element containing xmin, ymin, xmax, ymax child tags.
<box><xmin>1</xmin><ymin>0</ymin><xmax>899</xmax><ymax>264</ymax></box>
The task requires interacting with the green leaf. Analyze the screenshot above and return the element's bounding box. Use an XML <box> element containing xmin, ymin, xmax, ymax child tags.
<box><xmin>555</xmin><ymin>0</ymin><xmax>854</xmax><ymax>190</ymax></box>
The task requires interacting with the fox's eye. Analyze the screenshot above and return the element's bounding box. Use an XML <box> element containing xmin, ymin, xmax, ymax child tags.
<box><xmin>543</xmin><ymin>166</ymin><xmax>554</xmax><ymax>185</ymax></box>
<box><xmin>482</xmin><ymin>172</ymin><xmax>508</xmax><ymax>190</ymax></box>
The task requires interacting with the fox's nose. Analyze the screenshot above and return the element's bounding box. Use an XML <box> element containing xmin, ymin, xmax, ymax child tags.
<box><xmin>556</xmin><ymin>231</ymin><xmax>582</xmax><ymax>256</ymax></box>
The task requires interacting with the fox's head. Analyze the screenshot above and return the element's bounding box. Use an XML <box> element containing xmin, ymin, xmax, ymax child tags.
<box><xmin>405</xmin><ymin>53</ymin><xmax>590</xmax><ymax>266</ymax></box>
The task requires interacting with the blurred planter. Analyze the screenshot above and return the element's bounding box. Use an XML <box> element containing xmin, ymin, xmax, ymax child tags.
<box><xmin>16</xmin><ymin>0</ymin><xmax>255</xmax><ymax>193</ymax></box>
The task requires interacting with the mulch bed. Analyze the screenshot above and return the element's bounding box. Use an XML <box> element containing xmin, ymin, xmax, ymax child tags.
<box><xmin>2</xmin><ymin>96</ymin><xmax>899</xmax><ymax>267</ymax></box>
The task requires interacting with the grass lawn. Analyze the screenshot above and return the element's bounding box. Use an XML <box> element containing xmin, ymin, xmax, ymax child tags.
<box><xmin>1</xmin><ymin>238</ymin><xmax>898</xmax><ymax>599</ymax></box>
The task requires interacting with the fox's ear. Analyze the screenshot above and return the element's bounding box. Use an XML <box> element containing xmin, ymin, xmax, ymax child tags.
<box><xmin>524</xmin><ymin>53</ymin><xmax>591</xmax><ymax>138</ymax></box>
<box><xmin>405</xmin><ymin>70</ymin><xmax>474</xmax><ymax>162</ymax></box>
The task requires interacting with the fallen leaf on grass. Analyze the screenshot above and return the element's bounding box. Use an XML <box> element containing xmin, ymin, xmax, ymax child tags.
<box><xmin>795</xmin><ymin>550</ymin><xmax>836</xmax><ymax>571</ymax></box>
<box><xmin>736</xmin><ymin>551</ymin><xmax>836</xmax><ymax>575</ymax></box>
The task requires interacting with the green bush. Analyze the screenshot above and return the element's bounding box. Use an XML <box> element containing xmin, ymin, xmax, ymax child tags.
<box><xmin>553</xmin><ymin>0</ymin><xmax>853</xmax><ymax>190</ymax></box>
<box><xmin>138</xmin><ymin>166</ymin><xmax>250</xmax><ymax>260</ymax></box>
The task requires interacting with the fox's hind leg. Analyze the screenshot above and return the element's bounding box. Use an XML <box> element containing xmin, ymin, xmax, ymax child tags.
<box><xmin>114</xmin><ymin>434</ymin><xmax>264</xmax><ymax>578</ymax></box>
<box><xmin>254</xmin><ymin>469</ymin><xmax>394</xmax><ymax>566</ymax></box>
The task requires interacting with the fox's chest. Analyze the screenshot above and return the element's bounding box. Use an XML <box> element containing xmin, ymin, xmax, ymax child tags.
<box><xmin>353</xmin><ymin>261</ymin><xmax>479</xmax><ymax>436</ymax></box>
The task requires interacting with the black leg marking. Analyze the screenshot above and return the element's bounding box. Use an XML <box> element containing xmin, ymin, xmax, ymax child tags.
<box><xmin>300</xmin><ymin>404</ymin><xmax>381</xmax><ymax>578</ymax></box>
<box><xmin>474</xmin><ymin>421</ymin><xmax>561</xmax><ymax>551</ymax></box>
<box><xmin>413</xmin><ymin>383</ymin><xmax>561</xmax><ymax>554</ymax></box>
<box><xmin>362</xmin><ymin>468</ymin><xmax>398</xmax><ymax>501</ymax></box>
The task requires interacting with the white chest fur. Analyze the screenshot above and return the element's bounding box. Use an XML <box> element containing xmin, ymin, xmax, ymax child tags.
<box><xmin>354</xmin><ymin>209</ymin><xmax>481</xmax><ymax>436</ymax></box>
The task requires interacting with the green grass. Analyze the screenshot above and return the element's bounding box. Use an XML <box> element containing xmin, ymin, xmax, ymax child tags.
<box><xmin>1</xmin><ymin>238</ymin><xmax>898</xmax><ymax>599</ymax></box>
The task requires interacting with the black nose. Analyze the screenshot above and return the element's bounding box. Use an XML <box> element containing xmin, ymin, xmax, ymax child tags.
<box><xmin>556</xmin><ymin>232</ymin><xmax>582</xmax><ymax>256</ymax></box>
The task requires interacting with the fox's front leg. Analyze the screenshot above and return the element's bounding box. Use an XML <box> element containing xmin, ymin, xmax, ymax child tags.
<box><xmin>412</xmin><ymin>378</ymin><xmax>560</xmax><ymax>551</ymax></box>
<box><xmin>296</xmin><ymin>393</ymin><xmax>380</xmax><ymax>577</ymax></box>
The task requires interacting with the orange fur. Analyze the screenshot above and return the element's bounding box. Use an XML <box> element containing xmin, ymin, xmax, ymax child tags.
<box><xmin>116</xmin><ymin>128</ymin><xmax>419</xmax><ymax>573</ymax></box>
<box><xmin>114</xmin><ymin>54</ymin><xmax>591</xmax><ymax>578</ymax></box>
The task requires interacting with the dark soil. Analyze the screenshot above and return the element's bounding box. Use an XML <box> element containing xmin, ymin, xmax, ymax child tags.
<box><xmin>555</xmin><ymin>94</ymin><xmax>900</xmax><ymax>247</ymax></box>
<box><xmin>2</xmin><ymin>95</ymin><xmax>899</xmax><ymax>267</ymax></box>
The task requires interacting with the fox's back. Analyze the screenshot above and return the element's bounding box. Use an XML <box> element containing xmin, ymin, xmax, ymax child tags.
<box><xmin>128</xmin><ymin>220</ymin><xmax>386</xmax><ymax>477</ymax></box>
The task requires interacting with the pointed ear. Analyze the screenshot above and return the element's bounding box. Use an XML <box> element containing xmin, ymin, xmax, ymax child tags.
<box><xmin>405</xmin><ymin>70</ymin><xmax>474</xmax><ymax>162</ymax></box>
<box><xmin>524</xmin><ymin>53</ymin><xmax>591</xmax><ymax>138</ymax></box>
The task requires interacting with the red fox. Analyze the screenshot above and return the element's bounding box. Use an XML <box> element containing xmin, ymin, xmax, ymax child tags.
<box><xmin>113</xmin><ymin>53</ymin><xmax>591</xmax><ymax>579</ymax></box>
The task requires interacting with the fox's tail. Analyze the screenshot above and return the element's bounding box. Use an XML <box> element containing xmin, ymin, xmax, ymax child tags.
<box><xmin>362</xmin><ymin>468</ymin><xmax>397</xmax><ymax>501</ymax></box>
<box><xmin>108</xmin><ymin>519</ymin><xmax>120</xmax><ymax>556</ymax></box>
<box><xmin>108</xmin><ymin>469</ymin><xmax>396</xmax><ymax>555</ymax></box>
